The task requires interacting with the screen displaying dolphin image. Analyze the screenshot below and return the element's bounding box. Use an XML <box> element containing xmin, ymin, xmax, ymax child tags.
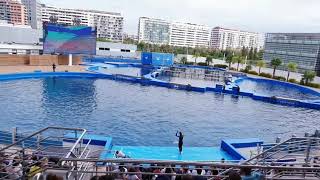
<box><xmin>43</xmin><ymin>23</ymin><xmax>96</xmax><ymax>55</ymax></box>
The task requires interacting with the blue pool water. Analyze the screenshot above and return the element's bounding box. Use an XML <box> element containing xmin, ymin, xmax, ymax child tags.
<box><xmin>106</xmin><ymin>146</ymin><xmax>233</xmax><ymax>161</ymax></box>
<box><xmin>0</xmin><ymin>77</ymin><xmax>320</xmax><ymax>146</ymax></box>
<box><xmin>237</xmin><ymin>78</ymin><xmax>320</xmax><ymax>100</ymax></box>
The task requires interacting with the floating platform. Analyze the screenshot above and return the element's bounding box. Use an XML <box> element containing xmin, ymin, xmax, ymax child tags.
<box><xmin>103</xmin><ymin>146</ymin><xmax>233</xmax><ymax>161</ymax></box>
<box><xmin>62</xmin><ymin>132</ymin><xmax>263</xmax><ymax>162</ymax></box>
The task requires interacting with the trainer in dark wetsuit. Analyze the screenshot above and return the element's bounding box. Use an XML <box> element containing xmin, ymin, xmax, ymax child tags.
<box><xmin>176</xmin><ymin>131</ymin><xmax>184</xmax><ymax>154</ymax></box>
<box><xmin>52</xmin><ymin>63</ymin><xmax>56</xmax><ymax>72</ymax></box>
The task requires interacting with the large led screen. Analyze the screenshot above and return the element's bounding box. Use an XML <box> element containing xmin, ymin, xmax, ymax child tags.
<box><xmin>43</xmin><ymin>23</ymin><xmax>96</xmax><ymax>55</ymax></box>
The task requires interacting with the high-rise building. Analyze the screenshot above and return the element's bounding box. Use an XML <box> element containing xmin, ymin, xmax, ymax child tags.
<box><xmin>138</xmin><ymin>17</ymin><xmax>210</xmax><ymax>48</ymax></box>
<box><xmin>41</xmin><ymin>5</ymin><xmax>124</xmax><ymax>41</ymax></box>
<box><xmin>21</xmin><ymin>0</ymin><xmax>42</xmax><ymax>29</ymax></box>
<box><xmin>210</xmin><ymin>26</ymin><xmax>263</xmax><ymax>50</ymax></box>
<box><xmin>264</xmin><ymin>33</ymin><xmax>320</xmax><ymax>75</ymax></box>
<box><xmin>138</xmin><ymin>17</ymin><xmax>170</xmax><ymax>45</ymax></box>
<box><xmin>0</xmin><ymin>0</ymin><xmax>27</xmax><ymax>25</ymax></box>
<box><xmin>170</xmin><ymin>22</ymin><xmax>211</xmax><ymax>48</ymax></box>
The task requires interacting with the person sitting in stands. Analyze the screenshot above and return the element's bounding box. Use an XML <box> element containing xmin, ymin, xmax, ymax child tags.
<box><xmin>240</xmin><ymin>167</ymin><xmax>264</xmax><ymax>180</ymax></box>
<box><xmin>115</xmin><ymin>150</ymin><xmax>130</xmax><ymax>158</ymax></box>
<box><xmin>46</xmin><ymin>173</ymin><xmax>64</xmax><ymax>180</ymax></box>
<box><xmin>126</xmin><ymin>167</ymin><xmax>140</xmax><ymax>180</ymax></box>
<box><xmin>193</xmin><ymin>168</ymin><xmax>206</xmax><ymax>180</ymax></box>
<box><xmin>228</xmin><ymin>170</ymin><xmax>241</xmax><ymax>180</ymax></box>
<box><xmin>27</xmin><ymin>162</ymin><xmax>43</xmax><ymax>179</ymax></box>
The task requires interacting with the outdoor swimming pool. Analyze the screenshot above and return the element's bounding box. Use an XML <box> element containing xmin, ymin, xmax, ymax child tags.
<box><xmin>0</xmin><ymin>77</ymin><xmax>319</xmax><ymax>147</ymax></box>
<box><xmin>236</xmin><ymin>78</ymin><xmax>320</xmax><ymax>100</ymax></box>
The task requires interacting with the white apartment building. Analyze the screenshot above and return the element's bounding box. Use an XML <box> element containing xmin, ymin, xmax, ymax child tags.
<box><xmin>138</xmin><ymin>17</ymin><xmax>210</xmax><ymax>48</ymax></box>
<box><xmin>170</xmin><ymin>22</ymin><xmax>210</xmax><ymax>48</ymax></box>
<box><xmin>210</xmin><ymin>26</ymin><xmax>264</xmax><ymax>50</ymax></box>
<box><xmin>21</xmin><ymin>0</ymin><xmax>42</xmax><ymax>29</ymax></box>
<box><xmin>41</xmin><ymin>5</ymin><xmax>124</xmax><ymax>41</ymax></box>
<box><xmin>138</xmin><ymin>17</ymin><xmax>170</xmax><ymax>45</ymax></box>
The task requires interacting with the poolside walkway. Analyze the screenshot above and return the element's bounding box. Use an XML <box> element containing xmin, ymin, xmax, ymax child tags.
<box><xmin>0</xmin><ymin>65</ymin><xmax>86</xmax><ymax>74</ymax></box>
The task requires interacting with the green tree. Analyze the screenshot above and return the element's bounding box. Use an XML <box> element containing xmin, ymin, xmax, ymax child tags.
<box><xmin>225</xmin><ymin>54</ymin><xmax>234</xmax><ymax>69</ymax></box>
<box><xmin>253</xmin><ymin>48</ymin><xmax>258</xmax><ymax>60</ymax></box>
<box><xmin>97</xmin><ymin>38</ymin><xmax>112</xmax><ymax>42</ymax></box>
<box><xmin>257</xmin><ymin>50</ymin><xmax>264</xmax><ymax>60</ymax></box>
<box><xmin>271</xmin><ymin>58</ymin><xmax>282</xmax><ymax>78</ymax></box>
<box><xmin>206</xmin><ymin>55</ymin><xmax>213</xmax><ymax>66</ymax></box>
<box><xmin>256</xmin><ymin>60</ymin><xmax>265</xmax><ymax>75</ymax></box>
<box><xmin>137</xmin><ymin>42</ymin><xmax>147</xmax><ymax>51</ymax></box>
<box><xmin>123</xmin><ymin>38</ymin><xmax>135</xmax><ymax>44</ymax></box>
<box><xmin>303</xmin><ymin>71</ymin><xmax>316</xmax><ymax>84</ymax></box>
<box><xmin>180</xmin><ymin>57</ymin><xmax>187</xmax><ymax>64</ymax></box>
<box><xmin>193</xmin><ymin>52</ymin><xmax>201</xmax><ymax>65</ymax></box>
<box><xmin>286</xmin><ymin>62</ymin><xmax>298</xmax><ymax>81</ymax></box>
<box><xmin>248</xmin><ymin>47</ymin><xmax>254</xmax><ymax>60</ymax></box>
<box><xmin>233</xmin><ymin>56</ymin><xmax>244</xmax><ymax>71</ymax></box>
<box><xmin>241</xmin><ymin>46</ymin><xmax>248</xmax><ymax>57</ymax></box>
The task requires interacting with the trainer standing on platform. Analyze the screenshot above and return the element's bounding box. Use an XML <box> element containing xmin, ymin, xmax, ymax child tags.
<box><xmin>176</xmin><ymin>131</ymin><xmax>184</xmax><ymax>154</ymax></box>
<box><xmin>52</xmin><ymin>63</ymin><xmax>56</xmax><ymax>72</ymax></box>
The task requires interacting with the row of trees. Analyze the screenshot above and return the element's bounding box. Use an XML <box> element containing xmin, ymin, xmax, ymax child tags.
<box><xmin>136</xmin><ymin>42</ymin><xmax>264</xmax><ymax>61</ymax></box>
<box><xmin>268</xmin><ymin>58</ymin><xmax>316</xmax><ymax>85</ymax></box>
<box><xmin>224</xmin><ymin>56</ymin><xmax>316</xmax><ymax>85</ymax></box>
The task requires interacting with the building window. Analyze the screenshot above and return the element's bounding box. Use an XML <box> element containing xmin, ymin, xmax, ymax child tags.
<box><xmin>99</xmin><ymin>47</ymin><xmax>110</xmax><ymax>51</ymax></box>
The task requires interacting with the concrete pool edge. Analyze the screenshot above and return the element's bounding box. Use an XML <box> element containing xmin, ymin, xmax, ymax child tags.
<box><xmin>0</xmin><ymin>71</ymin><xmax>319</xmax><ymax>110</ymax></box>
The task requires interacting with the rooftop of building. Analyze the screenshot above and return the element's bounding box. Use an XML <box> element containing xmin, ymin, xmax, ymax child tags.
<box><xmin>41</xmin><ymin>4</ymin><xmax>122</xmax><ymax>16</ymax></box>
<box><xmin>266</xmin><ymin>33</ymin><xmax>320</xmax><ymax>41</ymax></box>
<box><xmin>140</xmin><ymin>17</ymin><xmax>209</xmax><ymax>28</ymax></box>
<box><xmin>213</xmin><ymin>26</ymin><xmax>259</xmax><ymax>34</ymax></box>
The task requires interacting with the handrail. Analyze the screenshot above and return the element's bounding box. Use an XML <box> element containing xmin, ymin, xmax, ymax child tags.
<box><xmin>59</xmin><ymin>158</ymin><xmax>320</xmax><ymax>171</ymax></box>
<box><xmin>245</xmin><ymin>137</ymin><xmax>320</xmax><ymax>164</ymax></box>
<box><xmin>0</xmin><ymin>127</ymin><xmax>86</xmax><ymax>152</ymax></box>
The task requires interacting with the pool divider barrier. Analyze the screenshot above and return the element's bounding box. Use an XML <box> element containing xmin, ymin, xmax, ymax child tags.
<box><xmin>0</xmin><ymin>71</ymin><xmax>319</xmax><ymax>110</ymax></box>
<box><xmin>221</xmin><ymin>138</ymin><xmax>263</xmax><ymax>161</ymax></box>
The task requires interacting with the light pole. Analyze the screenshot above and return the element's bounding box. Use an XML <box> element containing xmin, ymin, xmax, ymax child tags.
<box><xmin>186</xmin><ymin>45</ymin><xmax>189</xmax><ymax>63</ymax></box>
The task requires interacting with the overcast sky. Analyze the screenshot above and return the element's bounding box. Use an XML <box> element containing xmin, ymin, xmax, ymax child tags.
<box><xmin>41</xmin><ymin>0</ymin><xmax>320</xmax><ymax>35</ymax></box>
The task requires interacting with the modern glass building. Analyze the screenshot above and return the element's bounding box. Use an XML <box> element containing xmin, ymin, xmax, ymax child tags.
<box><xmin>264</xmin><ymin>33</ymin><xmax>320</xmax><ymax>76</ymax></box>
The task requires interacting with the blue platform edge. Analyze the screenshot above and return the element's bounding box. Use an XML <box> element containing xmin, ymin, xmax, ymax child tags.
<box><xmin>221</xmin><ymin>138</ymin><xmax>263</xmax><ymax>160</ymax></box>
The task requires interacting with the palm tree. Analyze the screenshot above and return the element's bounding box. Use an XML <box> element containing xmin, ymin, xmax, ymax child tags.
<box><xmin>193</xmin><ymin>52</ymin><xmax>201</xmax><ymax>65</ymax></box>
<box><xmin>225</xmin><ymin>54</ymin><xmax>234</xmax><ymax>69</ymax></box>
<box><xmin>303</xmin><ymin>71</ymin><xmax>316</xmax><ymax>84</ymax></box>
<box><xmin>180</xmin><ymin>57</ymin><xmax>187</xmax><ymax>64</ymax></box>
<box><xmin>256</xmin><ymin>60</ymin><xmax>265</xmax><ymax>75</ymax></box>
<box><xmin>206</xmin><ymin>55</ymin><xmax>213</xmax><ymax>66</ymax></box>
<box><xmin>271</xmin><ymin>58</ymin><xmax>282</xmax><ymax>78</ymax></box>
<box><xmin>233</xmin><ymin>56</ymin><xmax>244</xmax><ymax>71</ymax></box>
<box><xmin>286</xmin><ymin>62</ymin><xmax>298</xmax><ymax>81</ymax></box>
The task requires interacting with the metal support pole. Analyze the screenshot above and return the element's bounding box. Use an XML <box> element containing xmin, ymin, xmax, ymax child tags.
<box><xmin>305</xmin><ymin>138</ymin><xmax>312</xmax><ymax>165</ymax></box>
<box><xmin>12</xmin><ymin>127</ymin><xmax>17</xmax><ymax>144</ymax></box>
<box><xmin>68</xmin><ymin>54</ymin><xmax>73</xmax><ymax>66</ymax></box>
<box><xmin>37</xmin><ymin>134</ymin><xmax>41</xmax><ymax>149</ymax></box>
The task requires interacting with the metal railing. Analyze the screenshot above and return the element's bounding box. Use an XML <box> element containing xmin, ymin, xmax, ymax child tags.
<box><xmin>55</xmin><ymin>158</ymin><xmax>320</xmax><ymax>180</ymax></box>
<box><xmin>218</xmin><ymin>136</ymin><xmax>320</xmax><ymax>179</ymax></box>
<box><xmin>0</xmin><ymin>127</ymin><xmax>88</xmax><ymax>180</ymax></box>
